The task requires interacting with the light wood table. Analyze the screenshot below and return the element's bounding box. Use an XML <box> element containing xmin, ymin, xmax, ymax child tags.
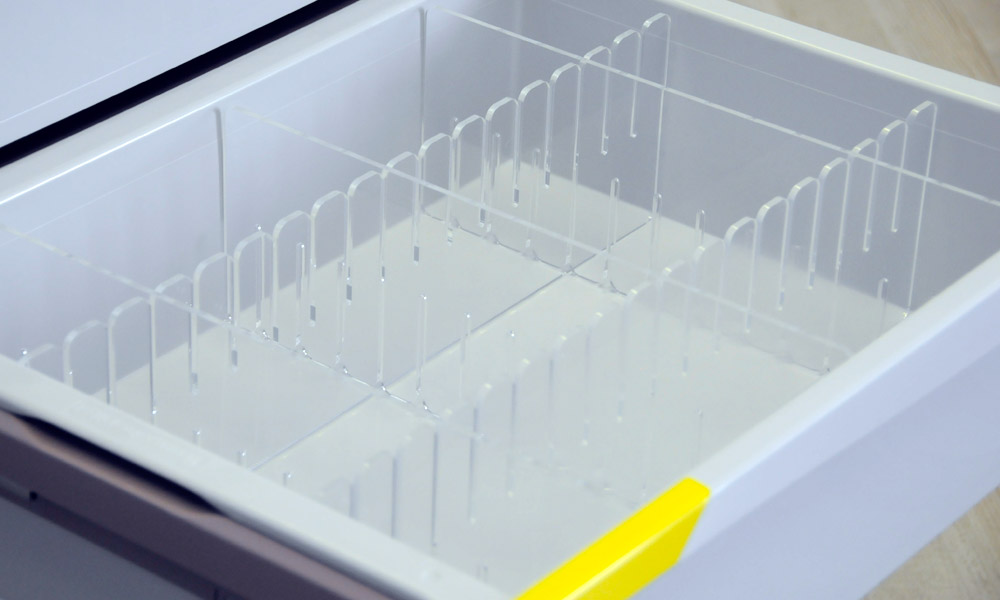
<box><xmin>729</xmin><ymin>2</ymin><xmax>1000</xmax><ymax>598</ymax></box>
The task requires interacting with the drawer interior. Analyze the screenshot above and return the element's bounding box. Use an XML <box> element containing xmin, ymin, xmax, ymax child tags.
<box><xmin>2</xmin><ymin>0</ymin><xmax>1000</xmax><ymax>596</ymax></box>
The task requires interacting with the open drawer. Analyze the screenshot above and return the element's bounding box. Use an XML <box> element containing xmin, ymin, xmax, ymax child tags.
<box><xmin>1</xmin><ymin>1</ymin><xmax>999</xmax><ymax>598</ymax></box>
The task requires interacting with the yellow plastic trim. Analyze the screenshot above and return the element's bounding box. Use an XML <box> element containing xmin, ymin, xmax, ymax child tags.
<box><xmin>517</xmin><ymin>477</ymin><xmax>710</xmax><ymax>600</ymax></box>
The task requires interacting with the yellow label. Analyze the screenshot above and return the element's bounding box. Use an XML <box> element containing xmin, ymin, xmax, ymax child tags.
<box><xmin>517</xmin><ymin>477</ymin><xmax>710</xmax><ymax>600</ymax></box>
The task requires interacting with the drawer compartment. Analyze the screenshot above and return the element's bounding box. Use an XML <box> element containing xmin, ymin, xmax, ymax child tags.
<box><xmin>2</xmin><ymin>1</ymin><xmax>999</xmax><ymax>598</ymax></box>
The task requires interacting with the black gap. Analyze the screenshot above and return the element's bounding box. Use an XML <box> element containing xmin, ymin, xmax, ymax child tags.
<box><xmin>0</xmin><ymin>0</ymin><xmax>357</xmax><ymax>168</ymax></box>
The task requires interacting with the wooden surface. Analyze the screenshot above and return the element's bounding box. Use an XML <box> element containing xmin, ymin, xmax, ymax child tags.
<box><xmin>727</xmin><ymin>2</ymin><xmax>1000</xmax><ymax>598</ymax></box>
<box><xmin>731</xmin><ymin>0</ymin><xmax>1000</xmax><ymax>85</ymax></box>
<box><xmin>866</xmin><ymin>487</ymin><xmax>1000</xmax><ymax>600</ymax></box>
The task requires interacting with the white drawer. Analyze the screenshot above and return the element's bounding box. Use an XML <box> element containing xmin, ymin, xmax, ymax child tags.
<box><xmin>1</xmin><ymin>1</ymin><xmax>998</xmax><ymax>598</ymax></box>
